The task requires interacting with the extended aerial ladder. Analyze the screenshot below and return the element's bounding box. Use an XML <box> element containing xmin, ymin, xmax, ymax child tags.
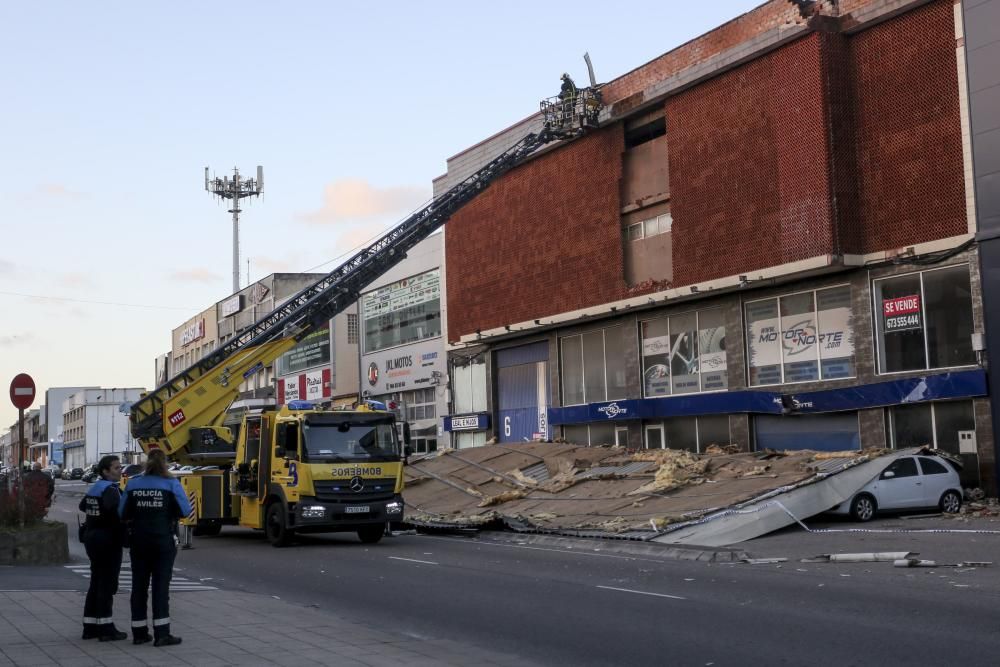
<box><xmin>129</xmin><ymin>86</ymin><xmax>602</xmax><ymax>459</ymax></box>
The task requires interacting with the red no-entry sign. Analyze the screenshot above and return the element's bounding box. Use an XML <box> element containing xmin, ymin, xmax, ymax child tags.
<box><xmin>9</xmin><ymin>373</ymin><xmax>36</xmax><ymax>410</ymax></box>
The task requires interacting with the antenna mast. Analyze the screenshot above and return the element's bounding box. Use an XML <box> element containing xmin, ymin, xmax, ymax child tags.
<box><xmin>205</xmin><ymin>165</ymin><xmax>264</xmax><ymax>293</ymax></box>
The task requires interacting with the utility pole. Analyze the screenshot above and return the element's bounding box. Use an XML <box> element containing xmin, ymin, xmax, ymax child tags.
<box><xmin>205</xmin><ymin>166</ymin><xmax>264</xmax><ymax>293</ymax></box>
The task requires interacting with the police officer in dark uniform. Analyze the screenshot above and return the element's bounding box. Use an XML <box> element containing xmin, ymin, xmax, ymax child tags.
<box><xmin>78</xmin><ymin>455</ymin><xmax>127</xmax><ymax>641</ymax></box>
<box><xmin>118</xmin><ymin>449</ymin><xmax>192</xmax><ymax>647</ymax></box>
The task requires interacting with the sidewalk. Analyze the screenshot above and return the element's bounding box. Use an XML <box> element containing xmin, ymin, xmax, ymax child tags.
<box><xmin>0</xmin><ymin>588</ymin><xmax>536</xmax><ymax>667</ymax></box>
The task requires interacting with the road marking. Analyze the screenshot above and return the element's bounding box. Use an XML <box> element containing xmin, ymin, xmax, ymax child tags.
<box><xmin>388</xmin><ymin>556</ymin><xmax>439</xmax><ymax>565</ymax></box>
<box><xmin>596</xmin><ymin>585</ymin><xmax>686</xmax><ymax>600</ymax></box>
<box><xmin>0</xmin><ymin>590</ymin><xmax>79</xmax><ymax>593</ymax></box>
<box><xmin>64</xmin><ymin>564</ymin><xmax>218</xmax><ymax>591</ymax></box>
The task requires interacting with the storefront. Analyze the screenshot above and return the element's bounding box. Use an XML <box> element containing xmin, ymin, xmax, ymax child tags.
<box><xmin>360</xmin><ymin>267</ymin><xmax>447</xmax><ymax>454</ymax></box>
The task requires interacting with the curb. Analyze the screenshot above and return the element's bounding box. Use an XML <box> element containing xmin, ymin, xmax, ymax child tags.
<box><xmin>468</xmin><ymin>531</ymin><xmax>749</xmax><ymax>563</ymax></box>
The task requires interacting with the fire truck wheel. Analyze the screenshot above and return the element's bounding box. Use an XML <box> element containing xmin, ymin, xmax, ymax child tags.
<box><xmin>357</xmin><ymin>525</ymin><xmax>384</xmax><ymax>544</ymax></box>
<box><xmin>266</xmin><ymin>503</ymin><xmax>293</xmax><ymax>547</ymax></box>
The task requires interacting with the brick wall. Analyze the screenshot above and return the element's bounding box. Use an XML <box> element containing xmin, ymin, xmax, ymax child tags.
<box><xmin>844</xmin><ymin>0</ymin><xmax>966</xmax><ymax>252</ymax></box>
<box><xmin>444</xmin><ymin>0</ymin><xmax>968</xmax><ymax>342</ymax></box>
<box><xmin>666</xmin><ymin>34</ymin><xmax>836</xmax><ymax>285</ymax></box>
<box><xmin>446</xmin><ymin>128</ymin><xmax>625</xmax><ymax>341</ymax></box>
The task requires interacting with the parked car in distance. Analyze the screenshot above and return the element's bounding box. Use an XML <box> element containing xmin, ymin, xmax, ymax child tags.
<box><xmin>68</xmin><ymin>467</ymin><xmax>85</xmax><ymax>480</ymax></box>
<box><xmin>829</xmin><ymin>453</ymin><xmax>963</xmax><ymax>522</ymax></box>
<box><xmin>61</xmin><ymin>468</ymin><xmax>72</xmax><ymax>480</ymax></box>
<box><xmin>81</xmin><ymin>468</ymin><xmax>97</xmax><ymax>483</ymax></box>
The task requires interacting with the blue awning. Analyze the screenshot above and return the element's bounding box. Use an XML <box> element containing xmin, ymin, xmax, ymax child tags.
<box><xmin>547</xmin><ymin>369</ymin><xmax>987</xmax><ymax>425</ymax></box>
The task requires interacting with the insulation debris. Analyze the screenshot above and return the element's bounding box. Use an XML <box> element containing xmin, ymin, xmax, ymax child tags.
<box><xmin>479</xmin><ymin>490</ymin><xmax>529</xmax><ymax>508</ymax></box>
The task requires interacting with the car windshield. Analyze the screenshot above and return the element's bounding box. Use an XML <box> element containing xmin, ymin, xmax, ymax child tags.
<box><xmin>302</xmin><ymin>418</ymin><xmax>399</xmax><ymax>463</ymax></box>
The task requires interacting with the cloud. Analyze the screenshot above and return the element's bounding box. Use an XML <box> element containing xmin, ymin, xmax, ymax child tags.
<box><xmin>298</xmin><ymin>179</ymin><xmax>428</xmax><ymax>225</ymax></box>
<box><xmin>0</xmin><ymin>332</ymin><xmax>37</xmax><ymax>348</ymax></box>
<box><xmin>169</xmin><ymin>268</ymin><xmax>223</xmax><ymax>283</ymax></box>
<box><xmin>22</xmin><ymin>183</ymin><xmax>88</xmax><ymax>202</ymax></box>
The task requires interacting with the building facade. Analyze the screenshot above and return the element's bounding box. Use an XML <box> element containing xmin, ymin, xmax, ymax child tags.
<box><xmin>61</xmin><ymin>388</ymin><xmax>145</xmax><ymax>469</ymax></box>
<box><xmin>439</xmin><ymin>0</ymin><xmax>997</xmax><ymax>491</ymax></box>
<box><xmin>275</xmin><ymin>308</ymin><xmax>360</xmax><ymax>409</ymax></box>
<box><xmin>359</xmin><ymin>233</ymin><xmax>448</xmax><ymax>453</ymax></box>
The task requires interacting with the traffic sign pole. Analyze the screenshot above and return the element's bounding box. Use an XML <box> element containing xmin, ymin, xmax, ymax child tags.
<box><xmin>9</xmin><ymin>374</ymin><xmax>36</xmax><ymax>529</ymax></box>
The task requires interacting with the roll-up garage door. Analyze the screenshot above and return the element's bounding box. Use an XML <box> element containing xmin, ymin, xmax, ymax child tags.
<box><xmin>497</xmin><ymin>342</ymin><xmax>549</xmax><ymax>443</ymax></box>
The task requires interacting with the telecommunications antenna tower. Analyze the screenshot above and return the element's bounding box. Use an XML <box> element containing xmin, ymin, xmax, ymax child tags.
<box><xmin>205</xmin><ymin>165</ymin><xmax>264</xmax><ymax>293</ymax></box>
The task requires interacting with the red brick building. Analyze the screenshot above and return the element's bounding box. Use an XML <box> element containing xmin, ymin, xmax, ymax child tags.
<box><xmin>438</xmin><ymin>0</ymin><xmax>995</xmax><ymax>492</ymax></box>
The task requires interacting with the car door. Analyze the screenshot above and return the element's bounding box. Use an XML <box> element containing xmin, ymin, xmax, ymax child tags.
<box><xmin>874</xmin><ymin>457</ymin><xmax>923</xmax><ymax>509</ymax></box>
<box><xmin>917</xmin><ymin>456</ymin><xmax>953</xmax><ymax>507</ymax></box>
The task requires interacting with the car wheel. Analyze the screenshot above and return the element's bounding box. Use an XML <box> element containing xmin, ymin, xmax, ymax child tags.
<box><xmin>850</xmin><ymin>493</ymin><xmax>877</xmax><ymax>522</ymax></box>
<box><xmin>940</xmin><ymin>490</ymin><xmax>962</xmax><ymax>514</ymax></box>
<box><xmin>357</xmin><ymin>524</ymin><xmax>384</xmax><ymax>544</ymax></box>
<box><xmin>265</xmin><ymin>503</ymin><xmax>293</xmax><ymax>547</ymax></box>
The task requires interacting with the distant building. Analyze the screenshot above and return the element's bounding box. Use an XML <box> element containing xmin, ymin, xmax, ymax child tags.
<box><xmin>61</xmin><ymin>388</ymin><xmax>145</xmax><ymax>469</ymax></box>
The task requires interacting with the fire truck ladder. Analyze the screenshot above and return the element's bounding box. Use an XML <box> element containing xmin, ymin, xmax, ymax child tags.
<box><xmin>130</xmin><ymin>87</ymin><xmax>602</xmax><ymax>442</ymax></box>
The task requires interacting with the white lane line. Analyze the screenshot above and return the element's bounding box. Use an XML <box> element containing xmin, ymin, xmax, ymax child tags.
<box><xmin>596</xmin><ymin>585</ymin><xmax>686</xmax><ymax>600</ymax></box>
<box><xmin>388</xmin><ymin>556</ymin><xmax>439</xmax><ymax>565</ymax></box>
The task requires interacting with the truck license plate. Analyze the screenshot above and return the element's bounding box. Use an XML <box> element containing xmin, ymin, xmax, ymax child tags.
<box><xmin>345</xmin><ymin>505</ymin><xmax>370</xmax><ymax>514</ymax></box>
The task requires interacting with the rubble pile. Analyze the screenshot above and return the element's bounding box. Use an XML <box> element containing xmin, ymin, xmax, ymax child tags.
<box><xmin>402</xmin><ymin>441</ymin><xmax>881</xmax><ymax>539</ymax></box>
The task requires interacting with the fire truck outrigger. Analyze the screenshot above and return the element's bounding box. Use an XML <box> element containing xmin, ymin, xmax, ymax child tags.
<box><xmin>128</xmin><ymin>84</ymin><xmax>602</xmax><ymax>547</ymax></box>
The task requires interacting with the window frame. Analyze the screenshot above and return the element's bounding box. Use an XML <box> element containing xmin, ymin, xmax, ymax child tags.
<box><xmin>560</xmin><ymin>325</ymin><xmax>630</xmax><ymax>406</ymax></box>
<box><xmin>744</xmin><ymin>284</ymin><xmax>855</xmax><ymax>387</ymax></box>
<box><xmin>871</xmin><ymin>263</ymin><xmax>977</xmax><ymax>376</ymax></box>
<box><xmin>640</xmin><ymin>306</ymin><xmax>728</xmax><ymax>398</ymax></box>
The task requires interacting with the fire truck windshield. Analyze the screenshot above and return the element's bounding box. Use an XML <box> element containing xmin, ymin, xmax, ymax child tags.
<box><xmin>301</xmin><ymin>419</ymin><xmax>399</xmax><ymax>463</ymax></box>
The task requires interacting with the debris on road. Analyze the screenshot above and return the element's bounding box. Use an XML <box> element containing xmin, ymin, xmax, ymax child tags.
<box><xmin>803</xmin><ymin>552</ymin><xmax>916</xmax><ymax>564</ymax></box>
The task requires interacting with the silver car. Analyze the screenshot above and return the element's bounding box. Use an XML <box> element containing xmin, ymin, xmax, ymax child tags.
<box><xmin>829</xmin><ymin>453</ymin><xmax>963</xmax><ymax>522</ymax></box>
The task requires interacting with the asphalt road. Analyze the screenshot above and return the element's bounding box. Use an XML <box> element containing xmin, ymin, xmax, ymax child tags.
<box><xmin>40</xmin><ymin>483</ymin><xmax>1000</xmax><ymax>666</ymax></box>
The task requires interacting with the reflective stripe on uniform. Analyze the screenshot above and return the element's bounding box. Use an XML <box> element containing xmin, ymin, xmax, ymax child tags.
<box><xmin>95</xmin><ymin>617</ymin><xmax>112</xmax><ymax>624</ymax></box>
<box><xmin>131</xmin><ymin>620</ymin><xmax>148</xmax><ymax>628</ymax></box>
<box><xmin>83</xmin><ymin>616</ymin><xmax>99</xmax><ymax>624</ymax></box>
<box><xmin>152</xmin><ymin>617</ymin><xmax>170</xmax><ymax>626</ymax></box>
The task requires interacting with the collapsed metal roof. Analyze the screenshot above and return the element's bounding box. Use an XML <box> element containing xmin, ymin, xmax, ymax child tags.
<box><xmin>402</xmin><ymin>442</ymin><xmax>898</xmax><ymax>543</ymax></box>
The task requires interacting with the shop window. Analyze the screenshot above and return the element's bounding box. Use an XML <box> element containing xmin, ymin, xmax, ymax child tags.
<box><xmin>874</xmin><ymin>265</ymin><xmax>975</xmax><ymax>374</ymax></box>
<box><xmin>887</xmin><ymin>400</ymin><xmax>978</xmax><ymax>486</ymax></box>
<box><xmin>361</xmin><ymin>269</ymin><xmax>441</xmax><ymax>354</ymax></box>
<box><xmin>643</xmin><ymin>415</ymin><xmax>730</xmax><ymax>453</ymax></box>
<box><xmin>641</xmin><ymin>308</ymin><xmax>727</xmax><ymax>397</ymax></box>
<box><xmin>746</xmin><ymin>286</ymin><xmax>855</xmax><ymax>386</ymax></box>
<box><xmin>561</xmin><ymin>326</ymin><xmax>630</xmax><ymax>406</ymax></box>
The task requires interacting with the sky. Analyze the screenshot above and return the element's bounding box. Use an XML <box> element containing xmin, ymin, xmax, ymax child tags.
<box><xmin>0</xmin><ymin>0</ymin><xmax>761</xmax><ymax>429</ymax></box>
